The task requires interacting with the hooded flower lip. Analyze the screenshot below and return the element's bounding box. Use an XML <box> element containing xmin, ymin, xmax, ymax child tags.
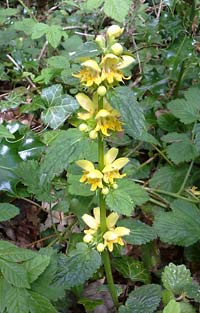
<box><xmin>73</xmin><ymin>59</ymin><xmax>102</xmax><ymax>87</ymax></box>
<box><xmin>102</xmin><ymin>148</ymin><xmax>129</xmax><ymax>184</ymax></box>
<box><xmin>76</xmin><ymin>93</ymin><xmax>97</xmax><ymax>120</ymax></box>
<box><xmin>103</xmin><ymin>227</ymin><xmax>130</xmax><ymax>252</ymax></box>
<box><xmin>76</xmin><ymin>160</ymin><xmax>103</xmax><ymax>191</ymax></box>
<box><xmin>94</xmin><ymin>107</ymin><xmax>122</xmax><ymax>136</ymax></box>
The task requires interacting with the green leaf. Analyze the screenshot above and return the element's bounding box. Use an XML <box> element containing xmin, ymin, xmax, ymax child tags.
<box><xmin>29</xmin><ymin>291</ymin><xmax>58</xmax><ymax>313</ymax></box>
<box><xmin>0</xmin><ymin>125</ymin><xmax>15</xmax><ymax>139</ymax></box>
<box><xmin>179</xmin><ymin>302</ymin><xmax>196</xmax><ymax>313</ymax></box>
<box><xmin>167</xmin><ymin>88</ymin><xmax>200</xmax><ymax>124</ymax></box>
<box><xmin>5</xmin><ymin>285</ymin><xmax>30</xmax><ymax>313</ymax></box>
<box><xmin>104</xmin><ymin>0</ymin><xmax>131</xmax><ymax>22</ymax></box>
<box><xmin>162</xmin><ymin>133</ymin><xmax>198</xmax><ymax>164</ymax></box>
<box><xmin>40</xmin><ymin>129</ymin><xmax>97</xmax><ymax>182</ymax></box>
<box><xmin>0</xmin><ymin>203</ymin><xmax>19</xmax><ymax>221</ymax></box>
<box><xmin>14</xmin><ymin>18</ymin><xmax>36</xmax><ymax>35</ymax></box>
<box><xmin>154</xmin><ymin>199</ymin><xmax>200</xmax><ymax>246</ymax></box>
<box><xmin>41</xmin><ymin>84</ymin><xmax>79</xmax><ymax>129</ymax></box>
<box><xmin>0</xmin><ymin>240</ymin><xmax>36</xmax><ymax>262</ymax></box>
<box><xmin>47</xmin><ymin>56</ymin><xmax>70</xmax><ymax>69</ymax></box>
<box><xmin>0</xmin><ymin>277</ymin><xmax>9</xmax><ymax>312</ymax></box>
<box><xmin>106</xmin><ymin>188</ymin><xmax>133</xmax><ymax>216</ymax></box>
<box><xmin>31</xmin><ymin>22</ymin><xmax>49</xmax><ymax>39</ymax></box>
<box><xmin>107</xmin><ymin>87</ymin><xmax>146</xmax><ymax>139</ymax></box>
<box><xmin>162</xmin><ymin>263</ymin><xmax>192</xmax><ymax>294</ymax></box>
<box><xmin>0</xmin><ymin>259</ymin><xmax>30</xmax><ymax>288</ymax></box>
<box><xmin>54</xmin><ymin>243</ymin><xmax>101</xmax><ymax>289</ymax></box>
<box><xmin>119</xmin><ymin>284</ymin><xmax>161</xmax><ymax>313</ymax></box>
<box><xmin>24</xmin><ymin>255</ymin><xmax>50</xmax><ymax>283</ymax></box>
<box><xmin>118</xmin><ymin>219</ymin><xmax>157</xmax><ymax>245</ymax></box>
<box><xmin>184</xmin><ymin>283</ymin><xmax>200</xmax><ymax>302</ymax></box>
<box><xmin>46</xmin><ymin>25</ymin><xmax>63</xmax><ymax>48</ymax></box>
<box><xmin>149</xmin><ymin>165</ymin><xmax>188</xmax><ymax>194</ymax></box>
<box><xmin>163</xmin><ymin>300</ymin><xmax>180</xmax><ymax>313</ymax></box>
<box><xmin>69</xmin><ymin>41</ymin><xmax>101</xmax><ymax>60</ymax></box>
<box><xmin>68</xmin><ymin>174</ymin><xmax>93</xmax><ymax>196</ymax></box>
<box><xmin>113</xmin><ymin>256</ymin><xmax>150</xmax><ymax>283</ymax></box>
<box><xmin>86</xmin><ymin>0</ymin><xmax>104</xmax><ymax>10</ymax></box>
<box><xmin>193</xmin><ymin>123</ymin><xmax>200</xmax><ymax>153</ymax></box>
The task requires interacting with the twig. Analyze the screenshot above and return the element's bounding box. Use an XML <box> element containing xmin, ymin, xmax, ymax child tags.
<box><xmin>152</xmin><ymin>144</ymin><xmax>174</xmax><ymax>166</ymax></box>
<box><xmin>6</xmin><ymin>0</ymin><xmax>9</xmax><ymax>8</ymax></box>
<box><xmin>6</xmin><ymin>54</ymin><xmax>36</xmax><ymax>88</ymax></box>
<box><xmin>62</xmin><ymin>25</ymin><xmax>87</xmax><ymax>31</ymax></box>
<box><xmin>75</xmin><ymin>31</ymin><xmax>95</xmax><ymax>37</ymax></box>
<box><xmin>37</xmin><ymin>40</ymin><xmax>48</xmax><ymax>62</ymax></box>
<box><xmin>156</xmin><ymin>0</ymin><xmax>163</xmax><ymax>20</ymax></box>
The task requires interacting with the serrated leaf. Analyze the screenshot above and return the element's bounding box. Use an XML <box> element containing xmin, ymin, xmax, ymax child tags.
<box><xmin>0</xmin><ymin>259</ymin><xmax>30</xmax><ymax>288</ymax></box>
<box><xmin>86</xmin><ymin>0</ymin><xmax>104</xmax><ymax>10</ymax></box>
<box><xmin>106</xmin><ymin>188</ymin><xmax>133</xmax><ymax>216</ymax></box>
<box><xmin>163</xmin><ymin>300</ymin><xmax>180</xmax><ymax>313</ymax></box>
<box><xmin>68</xmin><ymin>174</ymin><xmax>93</xmax><ymax>196</ymax></box>
<box><xmin>47</xmin><ymin>56</ymin><xmax>70</xmax><ymax>69</ymax></box>
<box><xmin>14</xmin><ymin>18</ymin><xmax>36</xmax><ymax>35</ymax></box>
<box><xmin>46</xmin><ymin>25</ymin><xmax>63</xmax><ymax>48</ymax></box>
<box><xmin>119</xmin><ymin>284</ymin><xmax>161</xmax><ymax>313</ymax></box>
<box><xmin>54</xmin><ymin>243</ymin><xmax>101</xmax><ymax>289</ymax></box>
<box><xmin>107</xmin><ymin>87</ymin><xmax>146</xmax><ymax>139</ymax></box>
<box><xmin>167</xmin><ymin>88</ymin><xmax>200</xmax><ymax>124</ymax></box>
<box><xmin>0</xmin><ymin>125</ymin><xmax>15</xmax><ymax>138</ymax></box>
<box><xmin>31</xmin><ymin>22</ymin><xmax>48</xmax><ymax>39</ymax></box>
<box><xmin>29</xmin><ymin>291</ymin><xmax>57</xmax><ymax>313</ymax></box>
<box><xmin>179</xmin><ymin>302</ymin><xmax>196</xmax><ymax>313</ymax></box>
<box><xmin>0</xmin><ymin>277</ymin><xmax>9</xmax><ymax>312</ymax></box>
<box><xmin>0</xmin><ymin>203</ymin><xmax>19</xmax><ymax>221</ymax></box>
<box><xmin>118</xmin><ymin>219</ymin><xmax>157</xmax><ymax>245</ymax></box>
<box><xmin>40</xmin><ymin>129</ymin><xmax>97</xmax><ymax>182</ymax></box>
<box><xmin>193</xmin><ymin>123</ymin><xmax>200</xmax><ymax>153</ymax></box>
<box><xmin>162</xmin><ymin>133</ymin><xmax>197</xmax><ymax>164</ymax></box>
<box><xmin>150</xmin><ymin>165</ymin><xmax>188</xmax><ymax>194</ymax></box>
<box><xmin>5</xmin><ymin>285</ymin><xmax>29</xmax><ymax>313</ymax></box>
<box><xmin>184</xmin><ymin>283</ymin><xmax>200</xmax><ymax>302</ymax></box>
<box><xmin>162</xmin><ymin>263</ymin><xmax>192</xmax><ymax>294</ymax></box>
<box><xmin>104</xmin><ymin>0</ymin><xmax>131</xmax><ymax>22</ymax></box>
<box><xmin>154</xmin><ymin>199</ymin><xmax>200</xmax><ymax>246</ymax></box>
<box><xmin>0</xmin><ymin>240</ymin><xmax>36</xmax><ymax>262</ymax></box>
<box><xmin>24</xmin><ymin>255</ymin><xmax>50</xmax><ymax>283</ymax></box>
<box><xmin>41</xmin><ymin>84</ymin><xmax>79</xmax><ymax>129</ymax></box>
<box><xmin>69</xmin><ymin>41</ymin><xmax>101</xmax><ymax>60</ymax></box>
<box><xmin>113</xmin><ymin>256</ymin><xmax>150</xmax><ymax>283</ymax></box>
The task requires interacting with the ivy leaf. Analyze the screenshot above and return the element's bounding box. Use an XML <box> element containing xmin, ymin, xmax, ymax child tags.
<box><xmin>106</xmin><ymin>188</ymin><xmax>133</xmax><ymax>216</ymax></box>
<box><xmin>163</xmin><ymin>300</ymin><xmax>180</xmax><ymax>313</ymax></box>
<box><xmin>5</xmin><ymin>285</ymin><xmax>30</xmax><ymax>313</ymax></box>
<box><xmin>24</xmin><ymin>255</ymin><xmax>50</xmax><ymax>284</ymax></box>
<box><xmin>0</xmin><ymin>259</ymin><xmax>30</xmax><ymax>288</ymax></box>
<box><xmin>54</xmin><ymin>243</ymin><xmax>101</xmax><ymax>289</ymax></box>
<box><xmin>162</xmin><ymin>133</ymin><xmax>198</xmax><ymax>164</ymax></box>
<box><xmin>40</xmin><ymin>129</ymin><xmax>97</xmax><ymax>182</ymax></box>
<box><xmin>0</xmin><ymin>203</ymin><xmax>19</xmax><ymax>221</ymax></box>
<box><xmin>113</xmin><ymin>256</ymin><xmax>150</xmax><ymax>283</ymax></box>
<box><xmin>167</xmin><ymin>88</ymin><xmax>200</xmax><ymax>124</ymax></box>
<box><xmin>162</xmin><ymin>263</ymin><xmax>192</xmax><ymax>294</ymax></box>
<box><xmin>154</xmin><ymin>199</ymin><xmax>200</xmax><ymax>246</ymax></box>
<box><xmin>29</xmin><ymin>291</ymin><xmax>57</xmax><ymax>313</ymax></box>
<box><xmin>107</xmin><ymin>87</ymin><xmax>146</xmax><ymax>139</ymax></box>
<box><xmin>104</xmin><ymin>0</ymin><xmax>131</xmax><ymax>22</ymax></box>
<box><xmin>118</xmin><ymin>219</ymin><xmax>157</xmax><ymax>245</ymax></box>
<box><xmin>41</xmin><ymin>84</ymin><xmax>79</xmax><ymax>129</ymax></box>
<box><xmin>0</xmin><ymin>125</ymin><xmax>15</xmax><ymax>139</ymax></box>
<box><xmin>119</xmin><ymin>284</ymin><xmax>161</xmax><ymax>313</ymax></box>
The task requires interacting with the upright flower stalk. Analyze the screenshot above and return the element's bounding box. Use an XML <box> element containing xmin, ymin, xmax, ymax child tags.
<box><xmin>74</xmin><ymin>25</ymin><xmax>134</xmax><ymax>308</ymax></box>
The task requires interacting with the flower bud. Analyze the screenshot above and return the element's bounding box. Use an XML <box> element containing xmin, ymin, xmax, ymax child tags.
<box><xmin>107</xmin><ymin>25</ymin><xmax>124</xmax><ymax>38</ymax></box>
<box><xmin>89</xmin><ymin>130</ymin><xmax>98</xmax><ymax>140</ymax></box>
<box><xmin>102</xmin><ymin>187</ymin><xmax>109</xmax><ymax>195</ymax></box>
<box><xmin>83</xmin><ymin>234</ymin><xmax>93</xmax><ymax>243</ymax></box>
<box><xmin>113</xmin><ymin>183</ymin><xmax>118</xmax><ymax>190</ymax></box>
<box><xmin>111</xmin><ymin>43</ymin><xmax>123</xmax><ymax>56</ymax></box>
<box><xmin>97</xmin><ymin>243</ymin><xmax>105</xmax><ymax>252</ymax></box>
<box><xmin>95</xmin><ymin>34</ymin><xmax>106</xmax><ymax>49</ymax></box>
<box><xmin>97</xmin><ymin>86</ymin><xmax>107</xmax><ymax>97</ymax></box>
<box><xmin>79</xmin><ymin>123</ymin><xmax>88</xmax><ymax>132</ymax></box>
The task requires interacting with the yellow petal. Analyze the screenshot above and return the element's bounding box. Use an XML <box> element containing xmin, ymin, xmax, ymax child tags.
<box><xmin>76</xmin><ymin>93</ymin><xmax>95</xmax><ymax>113</ymax></box>
<box><xmin>83</xmin><ymin>233</ymin><xmax>93</xmax><ymax>243</ymax></box>
<box><xmin>95</xmin><ymin>109</ymin><xmax>110</xmax><ymax>119</ymax></box>
<box><xmin>101</xmin><ymin>53</ymin><xmax>119</xmax><ymax>64</ymax></box>
<box><xmin>82</xmin><ymin>214</ymin><xmax>99</xmax><ymax>229</ymax></box>
<box><xmin>103</xmin><ymin>230</ymin><xmax>118</xmax><ymax>241</ymax></box>
<box><xmin>104</xmin><ymin>148</ymin><xmax>119</xmax><ymax>166</ymax></box>
<box><xmin>114</xmin><ymin>227</ymin><xmax>130</xmax><ymax>236</ymax></box>
<box><xmin>82</xmin><ymin>60</ymin><xmax>101</xmax><ymax>72</ymax></box>
<box><xmin>117</xmin><ymin>55</ymin><xmax>135</xmax><ymax>69</ymax></box>
<box><xmin>76</xmin><ymin>160</ymin><xmax>94</xmax><ymax>171</ymax></box>
<box><xmin>107</xmin><ymin>25</ymin><xmax>124</xmax><ymax>38</ymax></box>
<box><xmin>93</xmin><ymin>207</ymin><xmax>100</xmax><ymax>224</ymax></box>
<box><xmin>87</xmin><ymin>169</ymin><xmax>103</xmax><ymax>179</ymax></box>
<box><xmin>106</xmin><ymin>241</ymin><xmax>114</xmax><ymax>252</ymax></box>
<box><xmin>112</xmin><ymin>157</ymin><xmax>129</xmax><ymax>170</ymax></box>
<box><xmin>106</xmin><ymin>212</ymin><xmax>119</xmax><ymax>229</ymax></box>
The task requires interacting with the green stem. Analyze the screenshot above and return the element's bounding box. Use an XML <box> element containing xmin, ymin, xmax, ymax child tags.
<box><xmin>18</xmin><ymin>0</ymin><xmax>38</xmax><ymax>21</ymax></box>
<box><xmin>177</xmin><ymin>160</ymin><xmax>194</xmax><ymax>195</ymax></box>
<box><xmin>147</xmin><ymin>187</ymin><xmax>199</xmax><ymax>204</ymax></box>
<box><xmin>152</xmin><ymin>145</ymin><xmax>174</xmax><ymax>166</ymax></box>
<box><xmin>97</xmin><ymin>96</ymin><xmax>119</xmax><ymax>308</ymax></box>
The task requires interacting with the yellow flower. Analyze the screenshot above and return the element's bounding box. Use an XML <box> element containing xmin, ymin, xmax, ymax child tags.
<box><xmin>76</xmin><ymin>160</ymin><xmax>103</xmax><ymax>191</ymax></box>
<box><xmin>103</xmin><ymin>227</ymin><xmax>130</xmax><ymax>252</ymax></box>
<box><xmin>106</xmin><ymin>25</ymin><xmax>124</xmax><ymax>38</ymax></box>
<box><xmin>190</xmin><ymin>186</ymin><xmax>200</xmax><ymax>196</ymax></box>
<box><xmin>73</xmin><ymin>59</ymin><xmax>102</xmax><ymax>87</ymax></box>
<box><xmin>101</xmin><ymin>53</ymin><xmax>134</xmax><ymax>84</ymax></box>
<box><xmin>76</xmin><ymin>93</ymin><xmax>97</xmax><ymax>120</ymax></box>
<box><xmin>102</xmin><ymin>148</ymin><xmax>129</xmax><ymax>184</ymax></box>
<box><xmin>94</xmin><ymin>107</ymin><xmax>122</xmax><ymax>136</ymax></box>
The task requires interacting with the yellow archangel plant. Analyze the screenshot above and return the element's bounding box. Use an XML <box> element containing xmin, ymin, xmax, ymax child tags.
<box><xmin>74</xmin><ymin>25</ymin><xmax>134</xmax><ymax>308</ymax></box>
